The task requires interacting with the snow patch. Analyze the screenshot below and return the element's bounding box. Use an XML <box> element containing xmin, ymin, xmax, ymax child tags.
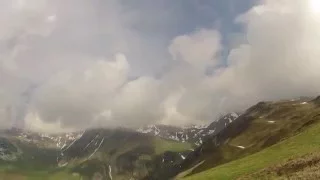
<box><xmin>61</xmin><ymin>143</ymin><xmax>67</xmax><ymax>150</ymax></box>
<box><xmin>137</xmin><ymin>125</ymin><xmax>161</xmax><ymax>135</ymax></box>
<box><xmin>231</xmin><ymin>112</ymin><xmax>239</xmax><ymax>118</ymax></box>
<box><xmin>59</xmin><ymin>162</ymin><xmax>68</xmax><ymax>167</ymax></box>
<box><xmin>84</xmin><ymin>134</ymin><xmax>99</xmax><ymax>150</ymax></box>
<box><xmin>108</xmin><ymin>165</ymin><xmax>113</xmax><ymax>180</ymax></box>
<box><xmin>236</xmin><ymin>146</ymin><xmax>245</xmax><ymax>149</ymax></box>
<box><xmin>88</xmin><ymin>137</ymin><xmax>105</xmax><ymax>159</ymax></box>
<box><xmin>180</xmin><ymin>154</ymin><xmax>185</xmax><ymax>160</ymax></box>
<box><xmin>208</xmin><ymin>129</ymin><xmax>215</xmax><ymax>135</ymax></box>
<box><xmin>175</xmin><ymin>132</ymin><xmax>179</xmax><ymax>141</ymax></box>
<box><xmin>62</xmin><ymin>131</ymin><xmax>85</xmax><ymax>152</ymax></box>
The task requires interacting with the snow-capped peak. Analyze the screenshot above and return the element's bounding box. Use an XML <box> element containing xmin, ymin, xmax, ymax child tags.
<box><xmin>137</xmin><ymin>125</ymin><xmax>161</xmax><ymax>135</ymax></box>
<box><xmin>136</xmin><ymin>113</ymin><xmax>240</xmax><ymax>146</ymax></box>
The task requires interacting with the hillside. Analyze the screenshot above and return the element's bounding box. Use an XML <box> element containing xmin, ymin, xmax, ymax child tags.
<box><xmin>182</xmin><ymin>113</ymin><xmax>320</xmax><ymax>180</ymax></box>
<box><xmin>176</xmin><ymin>97</ymin><xmax>320</xmax><ymax>179</ymax></box>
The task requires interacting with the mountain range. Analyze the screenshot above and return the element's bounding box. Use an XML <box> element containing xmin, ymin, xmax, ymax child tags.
<box><xmin>1</xmin><ymin>96</ymin><xmax>320</xmax><ymax>180</ymax></box>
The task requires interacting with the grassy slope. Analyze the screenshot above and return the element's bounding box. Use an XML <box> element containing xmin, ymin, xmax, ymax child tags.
<box><xmin>183</xmin><ymin>117</ymin><xmax>320</xmax><ymax>180</ymax></box>
<box><xmin>153</xmin><ymin>137</ymin><xmax>192</xmax><ymax>155</ymax></box>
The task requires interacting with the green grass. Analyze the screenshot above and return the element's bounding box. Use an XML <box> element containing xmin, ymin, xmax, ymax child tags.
<box><xmin>182</xmin><ymin>119</ymin><xmax>320</xmax><ymax>180</ymax></box>
<box><xmin>153</xmin><ymin>138</ymin><xmax>192</xmax><ymax>155</ymax></box>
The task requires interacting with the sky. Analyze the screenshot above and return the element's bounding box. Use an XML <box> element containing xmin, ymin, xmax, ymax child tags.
<box><xmin>0</xmin><ymin>0</ymin><xmax>320</xmax><ymax>133</ymax></box>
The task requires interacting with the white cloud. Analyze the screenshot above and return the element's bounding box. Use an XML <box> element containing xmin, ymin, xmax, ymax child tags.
<box><xmin>24</xmin><ymin>111</ymin><xmax>75</xmax><ymax>133</ymax></box>
<box><xmin>0</xmin><ymin>0</ymin><xmax>56</xmax><ymax>40</ymax></box>
<box><xmin>30</xmin><ymin>54</ymin><xmax>130</xmax><ymax>129</ymax></box>
<box><xmin>0</xmin><ymin>107</ymin><xmax>14</xmax><ymax>130</ymax></box>
<box><xmin>162</xmin><ymin>0</ymin><xmax>320</xmax><ymax>125</ymax></box>
<box><xmin>2</xmin><ymin>0</ymin><xmax>320</xmax><ymax>132</ymax></box>
<box><xmin>223</xmin><ymin>0</ymin><xmax>320</xmax><ymax>99</ymax></box>
<box><xmin>169</xmin><ymin>29</ymin><xmax>222</xmax><ymax>70</ymax></box>
<box><xmin>160</xmin><ymin>88</ymin><xmax>191</xmax><ymax>126</ymax></box>
<box><xmin>189</xmin><ymin>0</ymin><xmax>320</xmax><ymax>117</ymax></box>
<box><xmin>46</xmin><ymin>14</ymin><xmax>56</xmax><ymax>22</ymax></box>
<box><xmin>110</xmin><ymin>76</ymin><xmax>163</xmax><ymax>128</ymax></box>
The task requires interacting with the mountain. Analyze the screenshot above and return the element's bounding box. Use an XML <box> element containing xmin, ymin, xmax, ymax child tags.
<box><xmin>58</xmin><ymin>128</ymin><xmax>193</xmax><ymax>179</ymax></box>
<box><xmin>0</xmin><ymin>111</ymin><xmax>239</xmax><ymax>180</ymax></box>
<box><xmin>136</xmin><ymin>113</ymin><xmax>240</xmax><ymax>146</ymax></box>
<box><xmin>173</xmin><ymin>96</ymin><xmax>320</xmax><ymax>179</ymax></box>
<box><xmin>1</xmin><ymin>96</ymin><xmax>320</xmax><ymax>180</ymax></box>
<box><xmin>0</xmin><ymin>127</ymin><xmax>192</xmax><ymax>180</ymax></box>
<box><xmin>3</xmin><ymin>127</ymin><xmax>83</xmax><ymax>149</ymax></box>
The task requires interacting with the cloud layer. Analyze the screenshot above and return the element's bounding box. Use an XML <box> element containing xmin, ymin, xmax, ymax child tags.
<box><xmin>1</xmin><ymin>0</ymin><xmax>320</xmax><ymax>133</ymax></box>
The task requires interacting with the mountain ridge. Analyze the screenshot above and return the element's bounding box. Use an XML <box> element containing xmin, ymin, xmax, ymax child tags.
<box><xmin>136</xmin><ymin>112</ymin><xmax>240</xmax><ymax>146</ymax></box>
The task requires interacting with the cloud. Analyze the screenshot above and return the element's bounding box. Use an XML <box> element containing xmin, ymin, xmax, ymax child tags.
<box><xmin>1</xmin><ymin>0</ymin><xmax>320</xmax><ymax>132</ymax></box>
<box><xmin>24</xmin><ymin>111</ymin><xmax>75</xmax><ymax>133</ymax></box>
<box><xmin>29</xmin><ymin>54</ymin><xmax>129</xmax><ymax>130</ymax></box>
<box><xmin>164</xmin><ymin>0</ymin><xmax>320</xmax><ymax>125</ymax></box>
<box><xmin>46</xmin><ymin>14</ymin><xmax>56</xmax><ymax>23</ymax></box>
<box><xmin>220</xmin><ymin>0</ymin><xmax>320</xmax><ymax>100</ymax></box>
<box><xmin>110</xmin><ymin>76</ymin><xmax>163</xmax><ymax>128</ymax></box>
<box><xmin>169</xmin><ymin>29</ymin><xmax>222</xmax><ymax>70</ymax></box>
<box><xmin>0</xmin><ymin>0</ymin><xmax>56</xmax><ymax>40</ymax></box>
<box><xmin>160</xmin><ymin>88</ymin><xmax>191</xmax><ymax>126</ymax></box>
